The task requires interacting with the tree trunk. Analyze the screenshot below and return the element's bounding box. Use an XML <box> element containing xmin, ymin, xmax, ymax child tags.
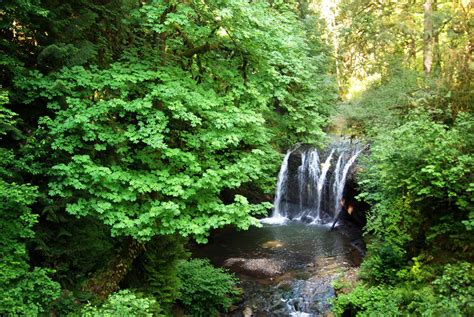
<box><xmin>423</xmin><ymin>0</ymin><xmax>436</xmax><ymax>74</ymax></box>
<box><xmin>432</xmin><ymin>0</ymin><xmax>441</xmax><ymax>74</ymax></box>
<box><xmin>83</xmin><ymin>237</ymin><xmax>145</xmax><ymax>299</ymax></box>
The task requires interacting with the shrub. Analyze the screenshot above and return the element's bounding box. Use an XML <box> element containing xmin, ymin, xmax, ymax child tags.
<box><xmin>0</xmin><ymin>175</ymin><xmax>61</xmax><ymax>316</ymax></box>
<box><xmin>80</xmin><ymin>290</ymin><xmax>162</xmax><ymax>317</ymax></box>
<box><xmin>333</xmin><ymin>284</ymin><xmax>401</xmax><ymax>316</ymax></box>
<box><xmin>335</xmin><ymin>112</ymin><xmax>474</xmax><ymax>316</ymax></box>
<box><xmin>177</xmin><ymin>259</ymin><xmax>241</xmax><ymax>316</ymax></box>
<box><xmin>142</xmin><ymin>235</ymin><xmax>188</xmax><ymax>313</ymax></box>
<box><xmin>356</xmin><ymin>113</ymin><xmax>473</xmax><ymax>281</ymax></box>
<box><xmin>432</xmin><ymin>262</ymin><xmax>474</xmax><ymax>315</ymax></box>
<box><xmin>122</xmin><ymin>234</ymin><xmax>188</xmax><ymax>315</ymax></box>
<box><xmin>333</xmin><ymin>262</ymin><xmax>474</xmax><ymax>316</ymax></box>
<box><xmin>359</xmin><ymin>241</ymin><xmax>406</xmax><ymax>285</ymax></box>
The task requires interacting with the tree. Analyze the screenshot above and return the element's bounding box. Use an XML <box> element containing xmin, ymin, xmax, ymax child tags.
<box><xmin>423</xmin><ymin>0</ymin><xmax>435</xmax><ymax>74</ymax></box>
<box><xmin>0</xmin><ymin>92</ymin><xmax>60</xmax><ymax>315</ymax></box>
<box><xmin>4</xmin><ymin>0</ymin><xmax>335</xmax><ymax>299</ymax></box>
<box><xmin>333</xmin><ymin>0</ymin><xmax>472</xmax><ymax>135</ymax></box>
<box><xmin>328</xmin><ymin>1</ymin><xmax>473</xmax><ymax>315</ymax></box>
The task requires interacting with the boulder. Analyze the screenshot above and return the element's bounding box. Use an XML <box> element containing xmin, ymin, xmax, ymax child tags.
<box><xmin>260</xmin><ymin>240</ymin><xmax>284</xmax><ymax>249</ymax></box>
<box><xmin>223</xmin><ymin>258</ymin><xmax>285</xmax><ymax>278</ymax></box>
<box><xmin>243</xmin><ymin>306</ymin><xmax>253</xmax><ymax>317</ymax></box>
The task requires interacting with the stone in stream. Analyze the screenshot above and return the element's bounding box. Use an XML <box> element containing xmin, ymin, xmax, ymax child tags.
<box><xmin>242</xmin><ymin>306</ymin><xmax>253</xmax><ymax>317</ymax></box>
<box><xmin>260</xmin><ymin>240</ymin><xmax>284</xmax><ymax>249</ymax></box>
<box><xmin>223</xmin><ymin>258</ymin><xmax>286</xmax><ymax>278</ymax></box>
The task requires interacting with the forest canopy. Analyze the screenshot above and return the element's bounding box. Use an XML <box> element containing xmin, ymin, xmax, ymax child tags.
<box><xmin>1</xmin><ymin>0</ymin><xmax>335</xmax><ymax>314</ymax></box>
<box><xmin>1</xmin><ymin>0</ymin><xmax>472</xmax><ymax>316</ymax></box>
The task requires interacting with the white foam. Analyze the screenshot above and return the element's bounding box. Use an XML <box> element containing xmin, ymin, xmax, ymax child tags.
<box><xmin>309</xmin><ymin>219</ymin><xmax>333</xmax><ymax>227</ymax></box>
<box><xmin>259</xmin><ymin>216</ymin><xmax>288</xmax><ymax>225</ymax></box>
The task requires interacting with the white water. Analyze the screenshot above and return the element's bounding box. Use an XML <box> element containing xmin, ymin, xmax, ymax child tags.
<box><xmin>298</xmin><ymin>151</ymin><xmax>320</xmax><ymax>220</ymax></box>
<box><xmin>332</xmin><ymin>148</ymin><xmax>364</xmax><ymax>219</ymax></box>
<box><xmin>266</xmin><ymin>142</ymin><xmax>363</xmax><ymax>224</ymax></box>
<box><xmin>298</xmin><ymin>152</ymin><xmax>308</xmax><ymax>213</ymax></box>
<box><xmin>313</xmin><ymin>149</ymin><xmax>334</xmax><ymax>222</ymax></box>
<box><xmin>260</xmin><ymin>216</ymin><xmax>288</xmax><ymax>225</ymax></box>
<box><xmin>271</xmin><ymin>151</ymin><xmax>291</xmax><ymax>219</ymax></box>
<box><xmin>331</xmin><ymin>153</ymin><xmax>344</xmax><ymax>219</ymax></box>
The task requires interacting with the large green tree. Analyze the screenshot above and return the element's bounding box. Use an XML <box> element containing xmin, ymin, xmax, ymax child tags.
<box><xmin>17</xmin><ymin>0</ymin><xmax>335</xmax><ymax>242</ymax></box>
<box><xmin>2</xmin><ymin>0</ymin><xmax>335</xmax><ymax>302</ymax></box>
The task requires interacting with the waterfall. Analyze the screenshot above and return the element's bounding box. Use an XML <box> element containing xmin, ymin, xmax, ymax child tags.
<box><xmin>331</xmin><ymin>153</ymin><xmax>343</xmax><ymax>219</ymax></box>
<box><xmin>332</xmin><ymin>148</ymin><xmax>364</xmax><ymax>219</ymax></box>
<box><xmin>314</xmin><ymin>149</ymin><xmax>334</xmax><ymax>221</ymax></box>
<box><xmin>299</xmin><ymin>150</ymin><xmax>320</xmax><ymax>220</ymax></box>
<box><xmin>272</xmin><ymin>151</ymin><xmax>291</xmax><ymax>219</ymax></box>
<box><xmin>265</xmin><ymin>141</ymin><xmax>363</xmax><ymax>224</ymax></box>
<box><xmin>298</xmin><ymin>152</ymin><xmax>308</xmax><ymax>214</ymax></box>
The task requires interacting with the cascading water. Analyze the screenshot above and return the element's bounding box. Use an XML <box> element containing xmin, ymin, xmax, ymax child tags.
<box><xmin>265</xmin><ymin>140</ymin><xmax>363</xmax><ymax>224</ymax></box>
<box><xmin>314</xmin><ymin>149</ymin><xmax>334</xmax><ymax>221</ymax></box>
<box><xmin>298</xmin><ymin>152</ymin><xmax>308</xmax><ymax>213</ymax></box>
<box><xmin>332</xmin><ymin>148</ymin><xmax>364</xmax><ymax>220</ymax></box>
<box><xmin>297</xmin><ymin>151</ymin><xmax>319</xmax><ymax>220</ymax></box>
<box><xmin>272</xmin><ymin>151</ymin><xmax>291</xmax><ymax>219</ymax></box>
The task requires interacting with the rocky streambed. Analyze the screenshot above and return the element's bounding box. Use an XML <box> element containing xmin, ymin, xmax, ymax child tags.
<box><xmin>193</xmin><ymin>221</ymin><xmax>363</xmax><ymax>316</ymax></box>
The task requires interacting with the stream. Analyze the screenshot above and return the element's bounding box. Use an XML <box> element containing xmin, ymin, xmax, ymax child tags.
<box><xmin>194</xmin><ymin>222</ymin><xmax>360</xmax><ymax>316</ymax></box>
<box><xmin>195</xmin><ymin>142</ymin><xmax>364</xmax><ymax>316</ymax></box>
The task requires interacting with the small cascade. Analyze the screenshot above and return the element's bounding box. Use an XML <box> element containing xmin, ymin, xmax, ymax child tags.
<box><xmin>266</xmin><ymin>140</ymin><xmax>363</xmax><ymax>224</ymax></box>
<box><xmin>298</xmin><ymin>152</ymin><xmax>308</xmax><ymax>213</ymax></box>
<box><xmin>331</xmin><ymin>154</ymin><xmax>343</xmax><ymax>219</ymax></box>
<box><xmin>298</xmin><ymin>151</ymin><xmax>320</xmax><ymax>220</ymax></box>
<box><xmin>314</xmin><ymin>149</ymin><xmax>334</xmax><ymax>221</ymax></box>
<box><xmin>332</xmin><ymin>148</ymin><xmax>364</xmax><ymax>220</ymax></box>
<box><xmin>272</xmin><ymin>151</ymin><xmax>291</xmax><ymax>219</ymax></box>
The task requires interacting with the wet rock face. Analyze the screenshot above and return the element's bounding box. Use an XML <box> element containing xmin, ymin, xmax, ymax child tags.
<box><xmin>223</xmin><ymin>258</ymin><xmax>286</xmax><ymax>278</ymax></box>
<box><xmin>285</xmin><ymin>149</ymin><xmax>304</xmax><ymax>205</ymax></box>
<box><xmin>341</xmin><ymin>177</ymin><xmax>367</xmax><ymax>228</ymax></box>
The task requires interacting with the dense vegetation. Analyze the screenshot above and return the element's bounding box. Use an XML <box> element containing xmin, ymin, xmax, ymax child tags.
<box><xmin>1</xmin><ymin>0</ymin><xmax>472</xmax><ymax>316</ymax></box>
<box><xmin>332</xmin><ymin>0</ymin><xmax>473</xmax><ymax>315</ymax></box>
<box><xmin>1</xmin><ymin>0</ymin><xmax>334</xmax><ymax>315</ymax></box>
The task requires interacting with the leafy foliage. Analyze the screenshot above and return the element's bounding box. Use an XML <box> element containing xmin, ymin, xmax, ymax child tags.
<box><xmin>80</xmin><ymin>290</ymin><xmax>162</xmax><ymax>317</ymax></box>
<box><xmin>2</xmin><ymin>0</ymin><xmax>334</xmax><ymax>314</ymax></box>
<box><xmin>123</xmin><ymin>234</ymin><xmax>189</xmax><ymax>314</ymax></box>
<box><xmin>333</xmin><ymin>0</ymin><xmax>473</xmax><ymax>138</ymax></box>
<box><xmin>177</xmin><ymin>259</ymin><xmax>241</xmax><ymax>316</ymax></box>
<box><xmin>359</xmin><ymin>113</ymin><xmax>473</xmax><ymax>260</ymax></box>
<box><xmin>336</xmin><ymin>104</ymin><xmax>473</xmax><ymax>316</ymax></box>
<box><xmin>432</xmin><ymin>262</ymin><xmax>474</xmax><ymax>314</ymax></box>
<box><xmin>33</xmin><ymin>216</ymin><xmax>117</xmax><ymax>289</ymax></box>
<box><xmin>336</xmin><ymin>68</ymin><xmax>420</xmax><ymax>137</ymax></box>
<box><xmin>5</xmin><ymin>0</ymin><xmax>471</xmax><ymax>315</ymax></box>
<box><xmin>333</xmin><ymin>2</ymin><xmax>473</xmax><ymax>307</ymax></box>
<box><xmin>334</xmin><ymin>262</ymin><xmax>474</xmax><ymax>316</ymax></box>
<box><xmin>10</xmin><ymin>0</ymin><xmax>334</xmax><ymax>244</ymax></box>
<box><xmin>0</xmin><ymin>92</ymin><xmax>60</xmax><ymax>315</ymax></box>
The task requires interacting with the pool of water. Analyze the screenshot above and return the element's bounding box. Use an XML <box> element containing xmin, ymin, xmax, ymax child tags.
<box><xmin>193</xmin><ymin>221</ymin><xmax>359</xmax><ymax>316</ymax></box>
